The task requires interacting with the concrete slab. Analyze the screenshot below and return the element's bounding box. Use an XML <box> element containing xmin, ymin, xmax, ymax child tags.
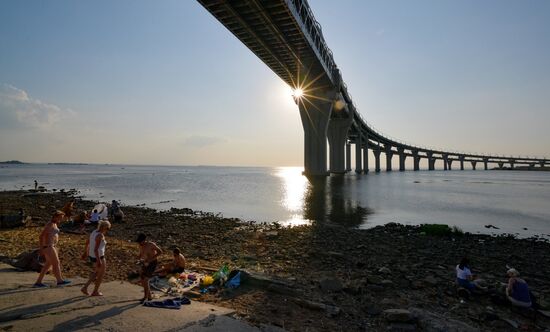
<box><xmin>0</xmin><ymin>264</ymin><xmax>264</xmax><ymax>331</ymax></box>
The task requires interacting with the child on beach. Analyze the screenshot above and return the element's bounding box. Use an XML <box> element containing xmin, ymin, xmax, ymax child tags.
<box><xmin>136</xmin><ymin>233</ymin><xmax>162</xmax><ymax>302</ymax></box>
<box><xmin>33</xmin><ymin>211</ymin><xmax>71</xmax><ymax>287</ymax></box>
<box><xmin>154</xmin><ymin>248</ymin><xmax>186</xmax><ymax>277</ymax></box>
<box><xmin>81</xmin><ymin>220</ymin><xmax>111</xmax><ymax>296</ymax></box>
<box><xmin>61</xmin><ymin>199</ymin><xmax>75</xmax><ymax>223</ymax></box>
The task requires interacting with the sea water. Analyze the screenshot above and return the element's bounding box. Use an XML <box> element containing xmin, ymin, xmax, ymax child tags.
<box><xmin>1</xmin><ymin>163</ymin><xmax>549</xmax><ymax>238</ymax></box>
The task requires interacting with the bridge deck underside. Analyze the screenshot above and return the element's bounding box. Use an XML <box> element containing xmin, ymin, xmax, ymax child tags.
<box><xmin>200</xmin><ymin>0</ymin><xmax>332</xmax><ymax>89</ymax></box>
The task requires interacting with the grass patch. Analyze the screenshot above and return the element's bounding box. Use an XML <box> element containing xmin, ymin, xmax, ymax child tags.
<box><xmin>419</xmin><ymin>224</ymin><xmax>463</xmax><ymax>236</ymax></box>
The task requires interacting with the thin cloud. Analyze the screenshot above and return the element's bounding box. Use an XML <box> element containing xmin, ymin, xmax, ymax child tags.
<box><xmin>0</xmin><ymin>83</ymin><xmax>74</xmax><ymax>129</ymax></box>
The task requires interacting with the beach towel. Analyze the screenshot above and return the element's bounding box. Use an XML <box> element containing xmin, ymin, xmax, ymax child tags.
<box><xmin>149</xmin><ymin>274</ymin><xmax>202</xmax><ymax>296</ymax></box>
<box><xmin>143</xmin><ymin>297</ymin><xmax>191</xmax><ymax>309</ymax></box>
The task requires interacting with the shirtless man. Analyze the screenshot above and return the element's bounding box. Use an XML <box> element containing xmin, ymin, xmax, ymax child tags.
<box><xmin>155</xmin><ymin>248</ymin><xmax>186</xmax><ymax>277</ymax></box>
<box><xmin>136</xmin><ymin>233</ymin><xmax>162</xmax><ymax>302</ymax></box>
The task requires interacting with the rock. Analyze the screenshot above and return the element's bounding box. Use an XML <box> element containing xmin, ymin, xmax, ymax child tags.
<box><xmin>409</xmin><ymin>307</ymin><xmax>479</xmax><ymax>332</ymax></box>
<box><xmin>383</xmin><ymin>309</ymin><xmax>413</xmax><ymax>323</ymax></box>
<box><xmin>326</xmin><ymin>251</ymin><xmax>345</xmax><ymax>258</ymax></box>
<box><xmin>366</xmin><ymin>284</ymin><xmax>384</xmax><ymax>292</ymax></box>
<box><xmin>387</xmin><ymin>322</ymin><xmax>417</xmax><ymax>331</ymax></box>
<box><xmin>423</xmin><ymin>276</ymin><xmax>439</xmax><ymax>286</ymax></box>
<box><xmin>319</xmin><ymin>278</ymin><xmax>343</xmax><ymax>292</ymax></box>
<box><xmin>364</xmin><ymin>304</ymin><xmax>382</xmax><ymax>317</ymax></box>
<box><xmin>368</xmin><ymin>275</ymin><xmax>383</xmax><ymax>284</ymax></box>
<box><xmin>265</xmin><ymin>231</ymin><xmax>278</xmax><ymax>238</ymax></box>
<box><xmin>381</xmin><ymin>279</ymin><xmax>394</xmax><ymax>286</ymax></box>
<box><xmin>379</xmin><ymin>267</ymin><xmax>392</xmax><ymax>274</ymax></box>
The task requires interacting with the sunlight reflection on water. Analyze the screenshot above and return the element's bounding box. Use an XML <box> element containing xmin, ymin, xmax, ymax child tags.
<box><xmin>275</xmin><ymin>167</ymin><xmax>311</xmax><ymax>226</ymax></box>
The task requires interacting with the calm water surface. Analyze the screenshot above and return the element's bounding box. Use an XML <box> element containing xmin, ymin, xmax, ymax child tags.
<box><xmin>1</xmin><ymin>164</ymin><xmax>549</xmax><ymax>237</ymax></box>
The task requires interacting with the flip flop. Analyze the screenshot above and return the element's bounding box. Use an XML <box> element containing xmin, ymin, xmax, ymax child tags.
<box><xmin>90</xmin><ymin>292</ymin><xmax>103</xmax><ymax>296</ymax></box>
<box><xmin>81</xmin><ymin>288</ymin><xmax>89</xmax><ymax>295</ymax></box>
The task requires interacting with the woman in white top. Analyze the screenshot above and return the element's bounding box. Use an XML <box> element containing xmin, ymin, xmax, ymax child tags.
<box><xmin>81</xmin><ymin>220</ymin><xmax>111</xmax><ymax>296</ymax></box>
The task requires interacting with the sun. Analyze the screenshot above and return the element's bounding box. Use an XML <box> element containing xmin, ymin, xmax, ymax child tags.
<box><xmin>293</xmin><ymin>88</ymin><xmax>304</xmax><ymax>99</ymax></box>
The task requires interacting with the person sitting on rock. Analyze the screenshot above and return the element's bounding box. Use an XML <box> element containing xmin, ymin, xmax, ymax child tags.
<box><xmin>456</xmin><ymin>258</ymin><xmax>487</xmax><ymax>292</ymax></box>
<box><xmin>506</xmin><ymin>268</ymin><xmax>532</xmax><ymax>308</ymax></box>
<box><xmin>154</xmin><ymin>248</ymin><xmax>186</xmax><ymax>277</ymax></box>
<box><xmin>89</xmin><ymin>209</ymin><xmax>100</xmax><ymax>224</ymax></box>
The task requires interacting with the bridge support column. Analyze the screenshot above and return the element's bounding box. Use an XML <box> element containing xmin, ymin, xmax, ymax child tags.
<box><xmin>385</xmin><ymin>145</ymin><xmax>393</xmax><ymax>171</ymax></box>
<box><xmin>498</xmin><ymin>162</ymin><xmax>504</xmax><ymax>169</ymax></box>
<box><xmin>363</xmin><ymin>144</ymin><xmax>369</xmax><ymax>173</ymax></box>
<box><xmin>509</xmin><ymin>159</ymin><xmax>515</xmax><ymax>169</ymax></box>
<box><xmin>413</xmin><ymin>150</ymin><xmax>420</xmax><ymax>171</ymax></box>
<box><xmin>355</xmin><ymin>134</ymin><xmax>362</xmax><ymax>173</ymax></box>
<box><xmin>484</xmin><ymin>158</ymin><xmax>489</xmax><ymax>170</ymax></box>
<box><xmin>459</xmin><ymin>156</ymin><xmax>465</xmax><ymax>170</ymax></box>
<box><xmin>298</xmin><ymin>91</ymin><xmax>335</xmax><ymax>176</ymax></box>
<box><xmin>398</xmin><ymin>147</ymin><xmax>406</xmax><ymax>171</ymax></box>
<box><xmin>345</xmin><ymin>142</ymin><xmax>352</xmax><ymax>172</ymax></box>
<box><xmin>471</xmin><ymin>161</ymin><xmax>477</xmax><ymax>170</ymax></box>
<box><xmin>541</xmin><ymin>161</ymin><xmax>546</xmax><ymax>168</ymax></box>
<box><xmin>443</xmin><ymin>154</ymin><xmax>448</xmax><ymax>171</ymax></box>
<box><xmin>427</xmin><ymin>152</ymin><xmax>435</xmax><ymax>171</ymax></box>
<box><xmin>374</xmin><ymin>149</ymin><xmax>381</xmax><ymax>172</ymax></box>
<box><xmin>447</xmin><ymin>159</ymin><xmax>453</xmax><ymax>170</ymax></box>
<box><xmin>327</xmin><ymin>115</ymin><xmax>352</xmax><ymax>174</ymax></box>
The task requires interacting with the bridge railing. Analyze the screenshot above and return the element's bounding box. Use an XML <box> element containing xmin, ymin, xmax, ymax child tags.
<box><xmin>285</xmin><ymin>0</ymin><xmax>339</xmax><ymax>83</ymax></box>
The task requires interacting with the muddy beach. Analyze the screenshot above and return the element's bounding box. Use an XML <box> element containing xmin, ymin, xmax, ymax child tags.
<box><xmin>1</xmin><ymin>190</ymin><xmax>550</xmax><ymax>331</ymax></box>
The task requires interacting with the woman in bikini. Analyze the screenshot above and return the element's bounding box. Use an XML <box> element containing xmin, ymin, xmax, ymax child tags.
<box><xmin>81</xmin><ymin>220</ymin><xmax>111</xmax><ymax>296</ymax></box>
<box><xmin>34</xmin><ymin>211</ymin><xmax>71</xmax><ymax>287</ymax></box>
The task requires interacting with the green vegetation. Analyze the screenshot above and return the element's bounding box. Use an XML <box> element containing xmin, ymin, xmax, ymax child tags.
<box><xmin>419</xmin><ymin>224</ymin><xmax>463</xmax><ymax>236</ymax></box>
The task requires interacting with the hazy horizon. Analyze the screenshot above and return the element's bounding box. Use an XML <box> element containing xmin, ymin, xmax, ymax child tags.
<box><xmin>1</xmin><ymin>1</ymin><xmax>549</xmax><ymax>167</ymax></box>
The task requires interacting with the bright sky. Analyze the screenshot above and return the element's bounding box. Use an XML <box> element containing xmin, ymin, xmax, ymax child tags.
<box><xmin>1</xmin><ymin>1</ymin><xmax>549</xmax><ymax>166</ymax></box>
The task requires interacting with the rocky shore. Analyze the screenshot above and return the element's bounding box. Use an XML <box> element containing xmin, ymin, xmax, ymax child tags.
<box><xmin>1</xmin><ymin>190</ymin><xmax>550</xmax><ymax>331</ymax></box>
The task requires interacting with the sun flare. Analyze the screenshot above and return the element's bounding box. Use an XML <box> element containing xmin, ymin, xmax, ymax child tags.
<box><xmin>293</xmin><ymin>88</ymin><xmax>304</xmax><ymax>98</ymax></box>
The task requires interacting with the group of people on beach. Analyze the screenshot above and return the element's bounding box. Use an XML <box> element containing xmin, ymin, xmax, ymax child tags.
<box><xmin>32</xmin><ymin>207</ymin><xmax>186</xmax><ymax>302</ymax></box>
<box><xmin>456</xmin><ymin>257</ymin><xmax>536</xmax><ymax>309</ymax></box>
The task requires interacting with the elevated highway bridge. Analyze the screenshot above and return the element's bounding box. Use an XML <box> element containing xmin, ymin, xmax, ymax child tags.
<box><xmin>198</xmin><ymin>0</ymin><xmax>548</xmax><ymax>176</ymax></box>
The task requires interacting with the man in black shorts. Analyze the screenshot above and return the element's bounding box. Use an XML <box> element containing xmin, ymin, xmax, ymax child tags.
<box><xmin>136</xmin><ymin>233</ymin><xmax>162</xmax><ymax>302</ymax></box>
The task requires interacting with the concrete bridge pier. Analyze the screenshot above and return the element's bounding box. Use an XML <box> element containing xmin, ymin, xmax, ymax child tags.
<box><xmin>443</xmin><ymin>154</ymin><xmax>448</xmax><ymax>171</ymax></box>
<box><xmin>413</xmin><ymin>150</ymin><xmax>420</xmax><ymax>171</ymax></box>
<box><xmin>327</xmin><ymin>114</ymin><xmax>352</xmax><ymax>174</ymax></box>
<box><xmin>427</xmin><ymin>152</ymin><xmax>435</xmax><ymax>171</ymax></box>
<box><xmin>355</xmin><ymin>134</ymin><xmax>362</xmax><ymax>173</ymax></box>
<box><xmin>345</xmin><ymin>142</ymin><xmax>352</xmax><ymax>172</ymax></box>
<box><xmin>471</xmin><ymin>161</ymin><xmax>477</xmax><ymax>170</ymax></box>
<box><xmin>374</xmin><ymin>148</ymin><xmax>381</xmax><ymax>172</ymax></box>
<box><xmin>484</xmin><ymin>158</ymin><xmax>489</xmax><ymax>170</ymax></box>
<box><xmin>363</xmin><ymin>142</ymin><xmax>369</xmax><ymax>173</ymax></box>
<box><xmin>398</xmin><ymin>147</ymin><xmax>406</xmax><ymax>171</ymax></box>
<box><xmin>498</xmin><ymin>162</ymin><xmax>504</xmax><ymax>169</ymax></box>
<box><xmin>459</xmin><ymin>156</ymin><xmax>465</xmax><ymax>170</ymax></box>
<box><xmin>509</xmin><ymin>159</ymin><xmax>515</xmax><ymax>169</ymax></box>
<box><xmin>298</xmin><ymin>91</ymin><xmax>335</xmax><ymax>177</ymax></box>
<box><xmin>541</xmin><ymin>161</ymin><xmax>546</xmax><ymax>168</ymax></box>
<box><xmin>385</xmin><ymin>145</ymin><xmax>393</xmax><ymax>171</ymax></box>
<box><xmin>447</xmin><ymin>159</ymin><xmax>453</xmax><ymax>170</ymax></box>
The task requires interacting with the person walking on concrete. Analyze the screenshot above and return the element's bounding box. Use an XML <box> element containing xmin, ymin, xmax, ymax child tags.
<box><xmin>81</xmin><ymin>220</ymin><xmax>111</xmax><ymax>296</ymax></box>
<box><xmin>34</xmin><ymin>211</ymin><xmax>71</xmax><ymax>287</ymax></box>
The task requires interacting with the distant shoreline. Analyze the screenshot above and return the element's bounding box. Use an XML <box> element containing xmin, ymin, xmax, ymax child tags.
<box><xmin>493</xmin><ymin>166</ymin><xmax>550</xmax><ymax>172</ymax></box>
<box><xmin>0</xmin><ymin>160</ymin><xmax>25</xmax><ymax>164</ymax></box>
